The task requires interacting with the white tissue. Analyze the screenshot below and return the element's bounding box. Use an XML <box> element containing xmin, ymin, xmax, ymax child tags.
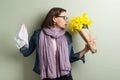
<box><xmin>14</xmin><ymin>24</ymin><xmax>29</xmax><ymax>49</ymax></box>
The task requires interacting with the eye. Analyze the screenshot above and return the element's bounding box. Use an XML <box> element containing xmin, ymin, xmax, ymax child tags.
<box><xmin>56</xmin><ymin>16</ymin><xmax>68</xmax><ymax>20</ymax></box>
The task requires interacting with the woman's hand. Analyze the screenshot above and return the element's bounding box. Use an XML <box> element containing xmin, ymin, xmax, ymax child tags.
<box><xmin>80</xmin><ymin>44</ymin><xmax>90</xmax><ymax>58</ymax></box>
<box><xmin>85</xmin><ymin>44</ymin><xmax>90</xmax><ymax>51</ymax></box>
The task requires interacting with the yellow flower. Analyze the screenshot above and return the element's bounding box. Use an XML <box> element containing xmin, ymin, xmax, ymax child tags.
<box><xmin>69</xmin><ymin>13</ymin><xmax>92</xmax><ymax>33</ymax></box>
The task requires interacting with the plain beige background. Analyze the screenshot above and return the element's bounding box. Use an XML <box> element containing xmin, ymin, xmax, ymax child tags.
<box><xmin>0</xmin><ymin>0</ymin><xmax>120</xmax><ymax>80</ymax></box>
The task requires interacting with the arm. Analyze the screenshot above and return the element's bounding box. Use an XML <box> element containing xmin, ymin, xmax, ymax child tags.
<box><xmin>20</xmin><ymin>30</ymin><xmax>39</xmax><ymax>57</ymax></box>
<box><xmin>65</xmin><ymin>31</ymin><xmax>89</xmax><ymax>63</ymax></box>
<box><xmin>79</xmin><ymin>44</ymin><xmax>89</xmax><ymax>58</ymax></box>
<box><xmin>70</xmin><ymin>44</ymin><xmax>89</xmax><ymax>63</ymax></box>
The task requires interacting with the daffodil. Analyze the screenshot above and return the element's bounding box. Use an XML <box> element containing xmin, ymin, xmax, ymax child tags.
<box><xmin>69</xmin><ymin>13</ymin><xmax>92</xmax><ymax>33</ymax></box>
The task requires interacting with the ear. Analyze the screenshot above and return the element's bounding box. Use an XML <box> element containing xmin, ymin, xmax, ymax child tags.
<box><xmin>53</xmin><ymin>16</ymin><xmax>57</xmax><ymax>23</ymax></box>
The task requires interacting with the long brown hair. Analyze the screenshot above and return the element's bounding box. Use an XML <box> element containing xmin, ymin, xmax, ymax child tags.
<box><xmin>41</xmin><ymin>7</ymin><xmax>66</xmax><ymax>29</ymax></box>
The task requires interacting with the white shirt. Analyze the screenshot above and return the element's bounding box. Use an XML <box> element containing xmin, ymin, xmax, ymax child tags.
<box><xmin>51</xmin><ymin>38</ymin><xmax>57</xmax><ymax>63</ymax></box>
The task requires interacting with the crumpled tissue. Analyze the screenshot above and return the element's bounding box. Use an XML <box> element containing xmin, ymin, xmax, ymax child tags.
<box><xmin>14</xmin><ymin>24</ymin><xmax>29</xmax><ymax>49</ymax></box>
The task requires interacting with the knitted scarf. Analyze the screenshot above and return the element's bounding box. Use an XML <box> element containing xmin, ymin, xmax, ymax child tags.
<box><xmin>39</xmin><ymin>27</ymin><xmax>70</xmax><ymax>79</ymax></box>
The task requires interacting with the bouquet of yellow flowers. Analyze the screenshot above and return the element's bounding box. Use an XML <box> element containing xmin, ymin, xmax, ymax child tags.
<box><xmin>69</xmin><ymin>13</ymin><xmax>97</xmax><ymax>53</ymax></box>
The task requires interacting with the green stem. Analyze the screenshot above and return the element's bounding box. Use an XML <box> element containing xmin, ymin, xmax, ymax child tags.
<box><xmin>82</xmin><ymin>24</ymin><xmax>88</xmax><ymax>29</ymax></box>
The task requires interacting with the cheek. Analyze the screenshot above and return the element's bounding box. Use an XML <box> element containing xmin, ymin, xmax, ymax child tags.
<box><xmin>57</xmin><ymin>20</ymin><xmax>64</xmax><ymax>25</ymax></box>
<box><xmin>58</xmin><ymin>21</ymin><xmax>65</xmax><ymax>27</ymax></box>
<box><xmin>56</xmin><ymin>18</ymin><xmax>66</xmax><ymax>28</ymax></box>
<box><xmin>60</xmin><ymin>20</ymin><xmax>65</xmax><ymax>24</ymax></box>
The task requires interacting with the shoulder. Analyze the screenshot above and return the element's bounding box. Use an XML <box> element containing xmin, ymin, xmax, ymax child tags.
<box><xmin>65</xmin><ymin>31</ymin><xmax>72</xmax><ymax>44</ymax></box>
<box><xmin>34</xmin><ymin>29</ymin><xmax>41</xmax><ymax>34</ymax></box>
<box><xmin>32</xmin><ymin>29</ymin><xmax>41</xmax><ymax>36</ymax></box>
<box><xmin>30</xmin><ymin>29</ymin><xmax>41</xmax><ymax>40</ymax></box>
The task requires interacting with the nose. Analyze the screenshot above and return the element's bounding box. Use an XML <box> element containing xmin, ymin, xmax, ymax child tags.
<box><xmin>65</xmin><ymin>19</ymin><xmax>68</xmax><ymax>24</ymax></box>
<box><xmin>65</xmin><ymin>20</ymin><xmax>68</xmax><ymax>26</ymax></box>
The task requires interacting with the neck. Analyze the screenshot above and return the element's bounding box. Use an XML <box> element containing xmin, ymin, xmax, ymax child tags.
<box><xmin>53</xmin><ymin>25</ymin><xmax>65</xmax><ymax>30</ymax></box>
<box><xmin>53</xmin><ymin>25</ymin><xmax>60</xmax><ymax>29</ymax></box>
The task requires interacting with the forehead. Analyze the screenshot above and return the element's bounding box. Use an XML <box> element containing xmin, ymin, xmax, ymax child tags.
<box><xmin>59</xmin><ymin>11</ymin><xmax>67</xmax><ymax>16</ymax></box>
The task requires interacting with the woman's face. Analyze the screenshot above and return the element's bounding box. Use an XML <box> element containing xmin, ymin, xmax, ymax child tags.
<box><xmin>53</xmin><ymin>12</ymin><xmax>68</xmax><ymax>29</ymax></box>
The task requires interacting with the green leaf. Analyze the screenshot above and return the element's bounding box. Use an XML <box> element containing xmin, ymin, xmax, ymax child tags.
<box><xmin>82</xmin><ymin>24</ymin><xmax>89</xmax><ymax>29</ymax></box>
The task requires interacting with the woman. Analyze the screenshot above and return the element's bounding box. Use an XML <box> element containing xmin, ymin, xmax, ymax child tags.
<box><xmin>20</xmin><ymin>7</ymin><xmax>90</xmax><ymax>80</ymax></box>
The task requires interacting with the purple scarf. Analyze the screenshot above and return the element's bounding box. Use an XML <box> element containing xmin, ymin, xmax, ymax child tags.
<box><xmin>39</xmin><ymin>27</ymin><xmax>71</xmax><ymax>79</ymax></box>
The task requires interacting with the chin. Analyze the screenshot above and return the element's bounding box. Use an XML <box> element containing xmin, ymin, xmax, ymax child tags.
<box><xmin>62</xmin><ymin>26</ymin><xmax>66</xmax><ymax>29</ymax></box>
<box><xmin>61</xmin><ymin>27</ymin><xmax>66</xmax><ymax>29</ymax></box>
